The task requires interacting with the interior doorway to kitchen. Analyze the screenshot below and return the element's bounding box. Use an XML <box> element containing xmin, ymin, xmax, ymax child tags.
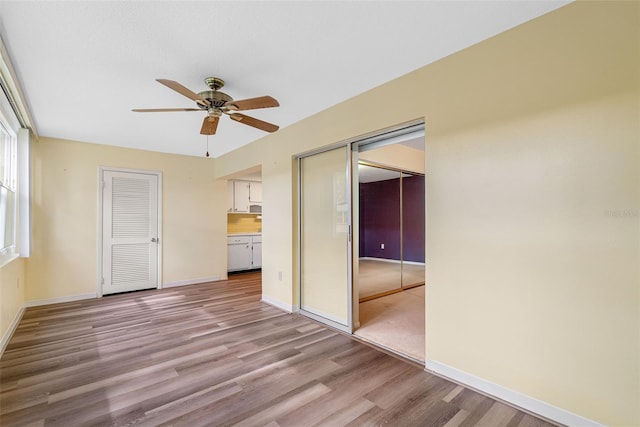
<box><xmin>226</xmin><ymin>167</ymin><xmax>263</xmax><ymax>300</ymax></box>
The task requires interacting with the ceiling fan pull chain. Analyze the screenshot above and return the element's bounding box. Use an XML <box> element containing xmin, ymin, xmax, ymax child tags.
<box><xmin>205</xmin><ymin>135</ymin><xmax>210</xmax><ymax>158</ymax></box>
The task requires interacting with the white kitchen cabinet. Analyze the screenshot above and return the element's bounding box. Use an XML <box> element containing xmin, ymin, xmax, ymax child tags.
<box><xmin>251</xmin><ymin>235</ymin><xmax>262</xmax><ymax>268</ymax></box>
<box><xmin>227</xmin><ymin>235</ymin><xmax>262</xmax><ymax>271</ymax></box>
<box><xmin>228</xmin><ymin>180</ymin><xmax>261</xmax><ymax>213</ymax></box>
<box><xmin>227</xmin><ymin>236</ymin><xmax>252</xmax><ymax>271</ymax></box>
<box><xmin>233</xmin><ymin>181</ymin><xmax>250</xmax><ymax>212</ymax></box>
<box><xmin>249</xmin><ymin>181</ymin><xmax>262</xmax><ymax>203</ymax></box>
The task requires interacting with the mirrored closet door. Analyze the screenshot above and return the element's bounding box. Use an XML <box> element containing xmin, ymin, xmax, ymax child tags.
<box><xmin>358</xmin><ymin>163</ymin><xmax>402</xmax><ymax>300</ymax></box>
<box><xmin>401</xmin><ymin>171</ymin><xmax>426</xmax><ymax>289</ymax></box>
<box><xmin>357</xmin><ymin>162</ymin><xmax>425</xmax><ymax>302</ymax></box>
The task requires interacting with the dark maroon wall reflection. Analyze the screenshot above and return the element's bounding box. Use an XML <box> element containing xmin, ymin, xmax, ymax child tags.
<box><xmin>359</xmin><ymin>175</ymin><xmax>425</xmax><ymax>262</ymax></box>
<box><xmin>402</xmin><ymin>175</ymin><xmax>425</xmax><ymax>262</ymax></box>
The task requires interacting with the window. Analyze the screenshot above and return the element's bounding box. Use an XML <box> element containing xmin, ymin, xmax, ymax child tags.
<box><xmin>1</xmin><ymin>36</ymin><xmax>31</xmax><ymax>264</ymax></box>
<box><xmin>0</xmin><ymin>120</ymin><xmax>16</xmax><ymax>253</ymax></box>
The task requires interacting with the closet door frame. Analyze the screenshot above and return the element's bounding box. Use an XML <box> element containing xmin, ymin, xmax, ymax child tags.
<box><xmin>295</xmin><ymin>119</ymin><xmax>425</xmax><ymax>333</ymax></box>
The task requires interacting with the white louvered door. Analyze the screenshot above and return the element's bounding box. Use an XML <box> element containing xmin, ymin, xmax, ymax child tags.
<box><xmin>102</xmin><ymin>170</ymin><xmax>159</xmax><ymax>295</ymax></box>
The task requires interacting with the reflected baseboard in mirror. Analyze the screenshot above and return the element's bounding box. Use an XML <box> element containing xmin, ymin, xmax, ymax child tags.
<box><xmin>358</xmin><ymin>258</ymin><xmax>425</xmax><ymax>302</ymax></box>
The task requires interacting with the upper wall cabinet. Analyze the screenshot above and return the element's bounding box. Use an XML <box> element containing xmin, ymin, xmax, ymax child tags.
<box><xmin>228</xmin><ymin>180</ymin><xmax>262</xmax><ymax>213</ymax></box>
<box><xmin>248</xmin><ymin>181</ymin><xmax>261</xmax><ymax>203</ymax></box>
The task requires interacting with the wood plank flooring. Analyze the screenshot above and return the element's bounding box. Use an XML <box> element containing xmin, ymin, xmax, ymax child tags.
<box><xmin>0</xmin><ymin>272</ymin><xmax>559</xmax><ymax>426</ymax></box>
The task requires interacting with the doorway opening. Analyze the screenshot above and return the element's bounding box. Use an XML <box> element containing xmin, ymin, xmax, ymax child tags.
<box><xmin>226</xmin><ymin>168</ymin><xmax>263</xmax><ymax>274</ymax></box>
<box><xmin>296</xmin><ymin>121</ymin><xmax>425</xmax><ymax>361</ymax></box>
<box><xmin>353</xmin><ymin>125</ymin><xmax>425</xmax><ymax>362</ymax></box>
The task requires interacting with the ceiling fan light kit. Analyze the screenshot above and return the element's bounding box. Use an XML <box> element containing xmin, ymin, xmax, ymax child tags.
<box><xmin>132</xmin><ymin>77</ymin><xmax>280</xmax><ymax>136</ymax></box>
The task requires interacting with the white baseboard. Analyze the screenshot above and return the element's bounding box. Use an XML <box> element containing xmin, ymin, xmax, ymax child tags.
<box><xmin>261</xmin><ymin>295</ymin><xmax>297</xmax><ymax>313</ymax></box>
<box><xmin>360</xmin><ymin>257</ymin><xmax>425</xmax><ymax>266</ymax></box>
<box><xmin>0</xmin><ymin>305</ymin><xmax>25</xmax><ymax>356</ymax></box>
<box><xmin>425</xmin><ymin>359</ymin><xmax>604</xmax><ymax>427</ymax></box>
<box><xmin>25</xmin><ymin>293</ymin><xmax>97</xmax><ymax>308</ymax></box>
<box><xmin>24</xmin><ymin>276</ymin><xmax>224</xmax><ymax>307</ymax></box>
<box><xmin>402</xmin><ymin>260</ymin><xmax>425</xmax><ymax>266</ymax></box>
<box><xmin>163</xmin><ymin>275</ymin><xmax>222</xmax><ymax>288</ymax></box>
<box><xmin>361</xmin><ymin>257</ymin><xmax>401</xmax><ymax>264</ymax></box>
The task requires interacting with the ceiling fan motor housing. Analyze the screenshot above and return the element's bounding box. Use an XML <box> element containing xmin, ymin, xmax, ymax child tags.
<box><xmin>198</xmin><ymin>90</ymin><xmax>233</xmax><ymax>108</ymax></box>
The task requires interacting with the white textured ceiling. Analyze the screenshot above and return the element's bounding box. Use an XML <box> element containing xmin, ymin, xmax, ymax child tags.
<box><xmin>0</xmin><ymin>1</ymin><xmax>569</xmax><ymax>158</ymax></box>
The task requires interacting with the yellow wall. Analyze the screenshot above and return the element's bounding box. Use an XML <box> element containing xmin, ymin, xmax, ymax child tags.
<box><xmin>214</xmin><ymin>2</ymin><xmax>639</xmax><ymax>425</ymax></box>
<box><xmin>0</xmin><ymin>257</ymin><xmax>26</xmax><ymax>347</ymax></box>
<box><xmin>427</xmin><ymin>90</ymin><xmax>638</xmax><ymax>426</ymax></box>
<box><xmin>28</xmin><ymin>137</ymin><xmax>228</xmax><ymax>301</ymax></box>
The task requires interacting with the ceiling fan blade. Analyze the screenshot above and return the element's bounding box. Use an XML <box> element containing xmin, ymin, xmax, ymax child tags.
<box><xmin>200</xmin><ymin>116</ymin><xmax>219</xmax><ymax>135</ymax></box>
<box><xmin>229</xmin><ymin>113</ymin><xmax>279</xmax><ymax>133</ymax></box>
<box><xmin>132</xmin><ymin>108</ymin><xmax>202</xmax><ymax>112</ymax></box>
<box><xmin>156</xmin><ymin>79</ymin><xmax>210</xmax><ymax>107</ymax></box>
<box><xmin>225</xmin><ymin>96</ymin><xmax>279</xmax><ymax>111</ymax></box>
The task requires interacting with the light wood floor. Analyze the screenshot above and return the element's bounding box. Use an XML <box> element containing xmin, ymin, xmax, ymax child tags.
<box><xmin>358</xmin><ymin>259</ymin><xmax>425</xmax><ymax>300</ymax></box>
<box><xmin>1</xmin><ymin>272</ymin><xmax>558</xmax><ymax>427</ymax></box>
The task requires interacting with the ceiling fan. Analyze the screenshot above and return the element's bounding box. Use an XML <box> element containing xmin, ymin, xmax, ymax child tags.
<box><xmin>133</xmin><ymin>77</ymin><xmax>280</xmax><ymax>135</ymax></box>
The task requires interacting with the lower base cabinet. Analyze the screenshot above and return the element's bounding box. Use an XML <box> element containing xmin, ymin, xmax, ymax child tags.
<box><xmin>252</xmin><ymin>240</ymin><xmax>262</xmax><ymax>269</ymax></box>
<box><xmin>227</xmin><ymin>235</ymin><xmax>261</xmax><ymax>272</ymax></box>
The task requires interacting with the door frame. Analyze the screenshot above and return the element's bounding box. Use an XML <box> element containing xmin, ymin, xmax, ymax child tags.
<box><xmin>351</xmin><ymin>121</ymin><xmax>425</xmax><ymax>327</ymax></box>
<box><xmin>295</xmin><ymin>119</ymin><xmax>425</xmax><ymax>335</ymax></box>
<box><xmin>97</xmin><ymin>166</ymin><xmax>163</xmax><ymax>297</ymax></box>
